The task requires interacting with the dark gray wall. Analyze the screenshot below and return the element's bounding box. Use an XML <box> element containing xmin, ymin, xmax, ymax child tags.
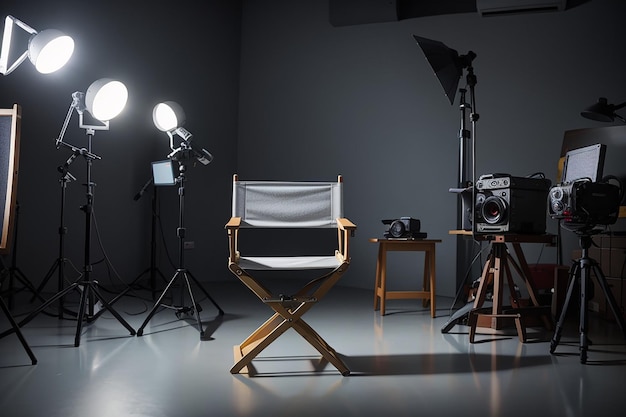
<box><xmin>237</xmin><ymin>0</ymin><xmax>626</xmax><ymax>296</ymax></box>
<box><xmin>1</xmin><ymin>0</ymin><xmax>625</xmax><ymax>302</ymax></box>
<box><xmin>0</xmin><ymin>1</ymin><xmax>241</xmax><ymax>293</ymax></box>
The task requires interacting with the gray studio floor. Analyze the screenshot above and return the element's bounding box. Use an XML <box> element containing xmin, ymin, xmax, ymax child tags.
<box><xmin>1</xmin><ymin>277</ymin><xmax>626</xmax><ymax>417</ymax></box>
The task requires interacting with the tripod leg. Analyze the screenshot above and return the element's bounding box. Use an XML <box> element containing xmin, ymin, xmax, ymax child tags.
<box><xmin>104</xmin><ymin>266</ymin><xmax>169</xmax><ymax>308</ymax></box>
<box><xmin>182</xmin><ymin>272</ymin><xmax>204</xmax><ymax>338</ymax></box>
<box><xmin>0</xmin><ymin>283</ymin><xmax>81</xmax><ymax>339</ymax></box>
<box><xmin>1</xmin><ymin>262</ymin><xmax>45</xmax><ymax>309</ymax></box>
<box><xmin>29</xmin><ymin>259</ymin><xmax>78</xmax><ymax>320</ymax></box>
<box><xmin>187</xmin><ymin>271</ymin><xmax>224</xmax><ymax>315</ymax></box>
<box><xmin>89</xmin><ymin>284</ymin><xmax>136</xmax><ymax>336</ymax></box>
<box><xmin>72</xmin><ymin>283</ymin><xmax>135</xmax><ymax>347</ymax></box>
<box><xmin>591</xmin><ymin>264</ymin><xmax>626</xmax><ymax>338</ymax></box>
<box><xmin>550</xmin><ymin>262</ymin><xmax>579</xmax><ymax>354</ymax></box>
<box><xmin>102</xmin><ymin>268</ymin><xmax>151</xmax><ymax>309</ymax></box>
<box><xmin>10</xmin><ymin>269</ymin><xmax>47</xmax><ymax>306</ymax></box>
<box><xmin>579</xmin><ymin>263</ymin><xmax>590</xmax><ymax>364</ymax></box>
<box><xmin>0</xmin><ymin>295</ymin><xmax>37</xmax><ymax>364</ymax></box>
<box><xmin>31</xmin><ymin>259</ymin><xmax>59</xmax><ymax>303</ymax></box>
<box><xmin>441</xmin><ymin>301</ymin><xmax>476</xmax><ymax>333</ymax></box>
<box><xmin>137</xmin><ymin>271</ymin><xmax>182</xmax><ymax>336</ymax></box>
<box><xmin>74</xmin><ymin>283</ymin><xmax>89</xmax><ymax>347</ymax></box>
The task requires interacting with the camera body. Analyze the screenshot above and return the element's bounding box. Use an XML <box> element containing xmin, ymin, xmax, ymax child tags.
<box><xmin>549</xmin><ymin>179</ymin><xmax>620</xmax><ymax>228</ymax></box>
<box><xmin>382</xmin><ymin>217</ymin><xmax>425</xmax><ymax>239</ymax></box>
<box><xmin>474</xmin><ymin>174</ymin><xmax>551</xmax><ymax>234</ymax></box>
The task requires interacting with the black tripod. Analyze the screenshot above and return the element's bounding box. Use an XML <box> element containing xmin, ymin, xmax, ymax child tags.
<box><xmin>133</xmin><ymin>180</ymin><xmax>169</xmax><ymax>300</ymax></box>
<box><xmin>137</xmin><ymin>159</ymin><xmax>223</xmax><ymax>338</ymax></box>
<box><xmin>0</xmin><ymin>294</ymin><xmax>37</xmax><ymax>364</ymax></box>
<box><xmin>550</xmin><ymin>232</ymin><xmax>626</xmax><ymax>363</ymax></box>
<box><xmin>30</xmin><ymin>155</ymin><xmax>79</xmax><ymax>318</ymax></box>
<box><xmin>0</xmin><ymin>204</ymin><xmax>38</xmax><ymax>365</ymax></box>
<box><xmin>0</xmin><ymin>203</ymin><xmax>45</xmax><ymax>309</ymax></box>
<box><xmin>2</xmin><ymin>132</ymin><xmax>136</xmax><ymax>346</ymax></box>
<box><xmin>107</xmin><ymin>179</ymin><xmax>168</xmax><ymax>304</ymax></box>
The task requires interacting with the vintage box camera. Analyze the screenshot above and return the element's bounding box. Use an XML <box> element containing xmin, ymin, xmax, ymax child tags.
<box><xmin>382</xmin><ymin>217</ymin><xmax>426</xmax><ymax>239</ymax></box>
<box><xmin>549</xmin><ymin>179</ymin><xmax>621</xmax><ymax>228</ymax></box>
<box><xmin>474</xmin><ymin>174</ymin><xmax>551</xmax><ymax>234</ymax></box>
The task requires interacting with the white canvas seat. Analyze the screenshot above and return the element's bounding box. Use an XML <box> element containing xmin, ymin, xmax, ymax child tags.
<box><xmin>226</xmin><ymin>174</ymin><xmax>356</xmax><ymax>376</ymax></box>
<box><xmin>237</xmin><ymin>256</ymin><xmax>342</xmax><ymax>270</ymax></box>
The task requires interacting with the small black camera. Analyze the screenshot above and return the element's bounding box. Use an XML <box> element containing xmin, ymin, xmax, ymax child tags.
<box><xmin>382</xmin><ymin>217</ymin><xmax>425</xmax><ymax>239</ymax></box>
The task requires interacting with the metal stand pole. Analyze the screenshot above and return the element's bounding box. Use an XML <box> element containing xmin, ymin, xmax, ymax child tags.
<box><xmin>1</xmin><ymin>132</ymin><xmax>136</xmax><ymax>346</ymax></box>
<box><xmin>31</xmin><ymin>159</ymin><xmax>78</xmax><ymax>319</ymax></box>
<box><xmin>137</xmin><ymin>160</ymin><xmax>223</xmax><ymax>339</ymax></box>
<box><xmin>108</xmin><ymin>181</ymin><xmax>168</xmax><ymax>304</ymax></box>
<box><xmin>444</xmin><ymin>65</ymin><xmax>481</xmax><ymax>333</ymax></box>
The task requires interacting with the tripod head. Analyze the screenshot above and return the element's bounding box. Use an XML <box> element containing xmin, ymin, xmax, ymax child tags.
<box><xmin>576</xmin><ymin>233</ymin><xmax>596</xmax><ymax>251</ymax></box>
<box><xmin>168</xmin><ymin>141</ymin><xmax>213</xmax><ymax>166</ymax></box>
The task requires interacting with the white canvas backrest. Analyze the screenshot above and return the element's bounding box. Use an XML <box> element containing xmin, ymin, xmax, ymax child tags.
<box><xmin>232</xmin><ymin>179</ymin><xmax>343</xmax><ymax>228</ymax></box>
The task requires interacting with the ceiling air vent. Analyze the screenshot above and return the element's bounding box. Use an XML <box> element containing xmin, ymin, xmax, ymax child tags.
<box><xmin>476</xmin><ymin>0</ymin><xmax>566</xmax><ymax>16</ymax></box>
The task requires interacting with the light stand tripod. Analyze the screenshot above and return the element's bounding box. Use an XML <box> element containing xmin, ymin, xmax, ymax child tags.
<box><xmin>133</xmin><ymin>180</ymin><xmax>168</xmax><ymax>300</ymax></box>
<box><xmin>413</xmin><ymin>35</ymin><xmax>482</xmax><ymax>333</ymax></box>
<box><xmin>0</xmin><ymin>202</ymin><xmax>45</xmax><ymax>309</ymax></box>
<box><xmin>2</xmin><ymin>132</ymin><xmax>136</xmax><ymax>346</ymax></box>
<box><xmin>30</xmin><ymin>153</ymin><xmax>80</xmax><ymax>319</ymax></box>
<box><xmin>109</xmin><ymin>179</ymin><xmax>168</xmax><ymax>302</ymax></box>
<box><xmin>0</xmin><ymin>294</ymin><xmax>36</xmax><ymax>364</ymax></box>
<box><xmin>550</xmin><ymin>232</ymin><xmax>626</xmax><ymax>363</ymax></box>
<box><xmin>137</xmin><ymin>157</ymin><xmax>223</xmax><ymax>339</ymax></box>
<box><xmin>67</xmin><ymin>129</ymin><xmax>136</xmax><ymax>345</ymax></box>
<box><xmin>443</xmin><ymin>58</ymin><xmax>481</xmax><ymax>334</ymax></box>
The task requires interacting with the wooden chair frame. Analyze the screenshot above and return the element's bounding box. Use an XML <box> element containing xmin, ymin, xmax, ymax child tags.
<box><xmin>226</xmin><ymin>174</ymin><xmax>355</xmax><ymax>376</ymax></box>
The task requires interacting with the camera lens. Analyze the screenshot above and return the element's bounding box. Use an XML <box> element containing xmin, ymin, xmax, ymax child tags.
<box><xmin>551</xmin><ymin>200</ymin><xmax>564</xmax><ymax>215</ymax></box>
<box><xmin>389</xmin><ymin>220</ymin><xmax>406</xmax><ymax>238</ymax></box>
<box><xmin>482</xmin><ymin>196</ymin><xmax>507</xmax><ymax>224</ymax></box>
<box><xmin>550</xmin><ymin>187</ymin><xmax>564</xmax><ymax>201</ymax></box>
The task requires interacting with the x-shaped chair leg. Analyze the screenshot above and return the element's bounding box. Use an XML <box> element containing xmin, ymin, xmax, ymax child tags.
<box><xmin>229</xmin><ymin>265</ymin><xmax>350</xmax><ymax>376</ymax></box>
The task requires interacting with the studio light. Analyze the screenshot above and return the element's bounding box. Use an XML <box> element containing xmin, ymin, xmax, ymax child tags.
<box><xmin>152</xmin><ymin>101</ymin><xmax>212</xmax><ymax>165</ymax></box>
<box><xmin>413</xmin><ymin>34</ymin><xmax>479</xmax><ymax>231</ymax></box>
<box><xmin>414</xmin><ymin>35</ymin><xmax>482</xmax><ymax>335</ymax></box>
<box><xmin>153</xmin><ymin>101</ymin><xmax>193</xmax><ymax>142</ymax></box>
<box><xmin>581</xmin><ymin>97</ymin><xmax>626</xmax><ymax>123</ymax></box>
<box><xmin>33</xmin><ymin>76</ymin><xmax>135</xmax><ymax>347</ymax></box>
<box><xmin>153</xmin><ymin>100</ymin><xmax>185</xmax><ymax>132</ymax></box>
<box><xmin>0</xmin><ymin>15</ymin><xmax>74</xmax><ymax>75</ymax></box>
<box><xmin>85</xmin><ymin>78</ymin><xmax>128</xmax><ymax>122</ymax></box>
<box><xmin>56</xmin><ymin>78</ymin><xmax>128</xmax><ymax>147</ymax></box>
<box><xmin>413</xmin><ymin>35</ymin><xmax>476</xmax><ymax>106</ymax></box>
<box><xmin>137</xmin><ymin>100</ymin><xmax>222</xmax><ymax>338</ymax></box>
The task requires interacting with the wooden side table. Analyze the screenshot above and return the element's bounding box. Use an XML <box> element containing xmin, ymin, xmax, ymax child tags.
<box><xmin>370</xmin><ymin>238</ymin><xmax>441</xmax><ymax>318</ymax></box>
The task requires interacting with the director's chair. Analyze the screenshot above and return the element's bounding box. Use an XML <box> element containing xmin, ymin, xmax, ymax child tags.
<box><xmin>226</xmin><ymin>174</ymin><xmax>356</xmax><ymax>376</ymax></box>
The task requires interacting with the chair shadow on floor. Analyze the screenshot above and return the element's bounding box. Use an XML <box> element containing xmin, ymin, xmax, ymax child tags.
<box><xmin>228</xmin><ymin>349</ymin><xmax>554</xmax><ymax>378</ymax></box>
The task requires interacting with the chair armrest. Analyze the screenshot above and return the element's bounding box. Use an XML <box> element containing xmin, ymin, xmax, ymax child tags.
<box><xmin>336</xmin><ymin>218</ymin><xmax>356</xmax><ymax>261</ymax></box>
<box><xmin>337</xmin><ymin>218</ymin><xmax>356</xmax><ymax>230</ymax></box>
<box><xmin>226</xmin><ymin>217</ymin><xmax>241</xmax><ymax>229</ymax></box>
<box><xmin>226</xmin><ymin>217</ymin><xmax>241</xmax><ymax>263</ymax></box>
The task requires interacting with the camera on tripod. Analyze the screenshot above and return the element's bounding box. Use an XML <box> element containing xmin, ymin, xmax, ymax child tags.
<box><xmin>382</xmin><ymin>217</ymin><xmax>426</xmax><ymax>239</ymax></box>
<box><xmin>549</xmin><ymin>143</ymin><xmax>623</xmax><ymax>231</ymax></box>
<box><xmin>473</xmin><ymin>173</ymin><xmax>551</xmax><ymax>234</ymax></box>
<box><xmin>548</xmin><ymin>178</ymin><xmax>621</xmax><ymax>229</ymax></box>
